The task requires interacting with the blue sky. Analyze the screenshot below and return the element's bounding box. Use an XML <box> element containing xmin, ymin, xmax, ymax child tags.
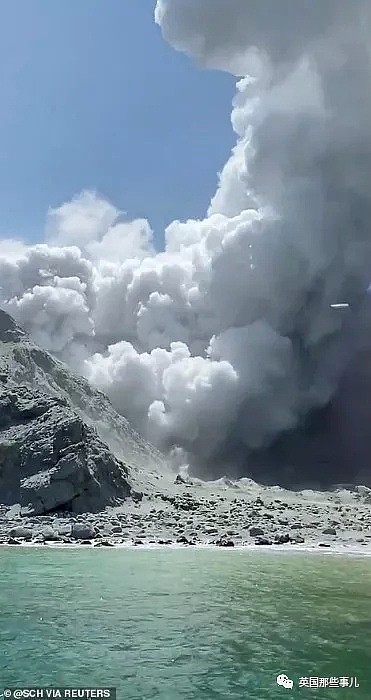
<box><xmin>0</xmin><ymin>0</ymin><xmax>235</xmax><ymax>248</ymax></box>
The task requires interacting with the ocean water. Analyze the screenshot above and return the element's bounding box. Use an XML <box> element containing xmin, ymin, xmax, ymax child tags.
<box><xmin>1</xmin><ymin>547</ymin><xmax>370</xmax><ymax>699</ymax></box>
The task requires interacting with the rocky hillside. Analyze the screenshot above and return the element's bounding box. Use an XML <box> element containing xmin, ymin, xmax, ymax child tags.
<box><xmin>0</xmin><ymin>310</ymin><xmax>168</xmax><ymax>515</ymax></box>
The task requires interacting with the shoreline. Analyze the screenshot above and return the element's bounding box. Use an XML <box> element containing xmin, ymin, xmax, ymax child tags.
<box><xmin>3</xmin><ymin>478</ymin><xmax>371</xmax><ymax>555</ymax></box>
<box><xmin>2</xmin><ymin>539</ymin><xmax>371</xmax><ymax>557</ymax></box>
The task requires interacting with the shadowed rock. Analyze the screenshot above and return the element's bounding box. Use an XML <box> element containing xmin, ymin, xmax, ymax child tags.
<box><xmin>0</xmin><ymin>310</ymin><xmax>167</xmax><ymax>515</ymax></box>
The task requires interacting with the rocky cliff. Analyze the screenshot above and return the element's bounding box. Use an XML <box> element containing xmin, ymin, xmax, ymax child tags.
<box><xmin>0</xmin><ymin>310</ymin><xmax>167</xmax><ymax>515</ymax></box>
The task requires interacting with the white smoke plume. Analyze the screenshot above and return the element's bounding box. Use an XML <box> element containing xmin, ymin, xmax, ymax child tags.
<box><xmin>1</xmin><ymin>1</ymin><xmax>371</xmax><ymax>480</ymax></box>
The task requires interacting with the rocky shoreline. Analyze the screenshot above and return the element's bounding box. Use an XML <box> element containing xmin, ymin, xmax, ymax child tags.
<box><xmin>2</xmin><ymin>309</ymin><xmax>370</xmax><ymax>556</ymax></box>
<box><xmin>2</xmin><ymin>476</ymin><xmax>371</xmax><ymax>552</ymax></box>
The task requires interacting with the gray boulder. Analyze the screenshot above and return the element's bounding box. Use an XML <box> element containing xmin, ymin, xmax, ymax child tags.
<box><xmin>249</xmin><ymin>526</ymin><xmax>264</xmax><ymax>537</ymax></box>
<box><xmin>71</xmin><ymin>522</ymin><xmax>96</xmax><ymax>540</ymax></box>
<box><xmin>8</xmin><ymin>526</ymin><xmax>33</xmax><ymax>540</ymax></box>
<box><xmin>275</xmin><ymin>533</ymin><xmax>290</xmax><ymax>544</ymax></box>
<box><xmin>322</xmin><ymin>527</ymin><xmax>337</xmax><ymax>535</ymax></box>
<box><xmin>291</xmin><ymin>535</ymin><xmax>305</xmax><ymax>543</ymax></box>
<box><xmin>40</xmin><ymin>526</ymin><xmax>61</xmax><ymax>541</ymax></box>
<box><xmin>255</xmin><ymin>536</ymin><xmax>272</xmax><ymax>545</ymax></box>
<box><xmin>215</xmin><ymin>537</ymin><xmax>235</xmax><ymax>547</ymax></box>
<box><xmin>57</xmin><ymin>524</ymin><xmax>72</xmax><ymax>536</ymax></box>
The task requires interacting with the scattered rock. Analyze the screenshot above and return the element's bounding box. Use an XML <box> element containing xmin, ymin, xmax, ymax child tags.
<box><xmin>71</xmin><ymin>523</ymin><xmax>96</xmax><ymax>540</ymax></box>
<box><xmin>57</xmin><ymin>524</ymin><xmax>72</xmax><ymax>537</ymax></box>
<box><xmin>275</xmin><ymin>534</ymin><xmax>290</xmax><ymax>545</ymax></box>
<box><xmin>174</xmin><ymin>474</ymin><xmax>186</xmax><ymax>485</ymax></box>
<box><xmin>255</xmin><ymin>537</ymin><xmax>272</xmax><ymax>546</ymax></box>
<box><xmin>216</xmin><ymin>538</ymin><xmax>235</xmax><ymax>547</ymax></box>
<box><xmin>322</xmin><ymin>527</ymin><xmax>337</xmax><ymax>535</ymax></box>
<box><xmin>7</xmin><ymin>537</ymin><xmax>21</xmax><ymax>545</ymax></box>
<box><xmin>176</xmin><ymin>535</ymin><xmax>189</xmax><ymax>544</ymax></box>
<box><xmin>32</xmin><ymin>535</ymin><xmax>44</xmax><ymax>543</ymax></box>
<box><xmin>249</xmin><ymin>526</ymin><xmax>264</xmax><ymax>537</ymax></box>
<box><xmin>41</xmin><ymin>527</ymin><xmax>60</xmax><ymax>542</ymax></box>
<box><xmin>97</xmin><ymin>540</ymin><xmax>115</xmax><ymax>547</ymax></box>
<box><xmin>8</xmin><ymin>526</ymin><xmax>33</xmax><ymax>541</ymax></box>
<box><xmin>318</xmin><ymin>542</ymin><xmax>331</xmax><ymax>548</ymax></box>
<box><xmin>356</xmin><ymin>486</ymin><xmax>371</xmax><ymax>503</ymax></box>
<box><xmin>131</xmin><ymin>491</ymin><xmax>143</xmax><ymax>503</ymax></box>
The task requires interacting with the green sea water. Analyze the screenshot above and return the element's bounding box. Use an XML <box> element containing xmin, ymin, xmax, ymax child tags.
<box><xmin>1</xmin><ymin>548</ymin><xmax>370</xmax><ymax>699</ymax></box>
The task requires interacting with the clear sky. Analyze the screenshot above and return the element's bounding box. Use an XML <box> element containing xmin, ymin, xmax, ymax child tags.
<box><xmin>0</xmin><ymin>0</ymin><xmax>235</xmax><ymax>248</ymax></box>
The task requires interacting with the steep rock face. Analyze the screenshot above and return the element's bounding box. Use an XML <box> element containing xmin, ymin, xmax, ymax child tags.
<box><xmin>0</xmin><ymin>310</ymin><xmax>166</xmax><ymax>514</ymax></box>
<box><xmin>0</xmin><ymin>384</ymin><xmax>131</xmax><ymax>514</ymax></box>
<box><xmin>0</xmin><ymin>316</ymin><xmax>165</xmax><ymax>479</ymax></box>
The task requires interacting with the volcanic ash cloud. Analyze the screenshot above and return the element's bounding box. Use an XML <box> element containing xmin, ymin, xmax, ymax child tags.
<box><xmin>1</xmin><ymin>1</ymin><xmax>371</xmax><ymax>480</ymax></box>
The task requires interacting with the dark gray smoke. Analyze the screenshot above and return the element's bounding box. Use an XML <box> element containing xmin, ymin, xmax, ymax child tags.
<box><xmin>1</xmin><ymin>1</ymin><xmax>371</xmax><ymax>485</ymax></box>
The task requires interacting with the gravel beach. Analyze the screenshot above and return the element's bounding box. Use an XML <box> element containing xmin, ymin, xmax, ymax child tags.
<box><xmin>2</xmin><ymin>475</ymin><xmax>371</xmax><ymax>552</ymax></box>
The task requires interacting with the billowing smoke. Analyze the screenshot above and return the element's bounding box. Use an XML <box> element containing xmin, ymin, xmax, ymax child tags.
<box><xmin>1</xmin><ymin>1</ymin><xmax>371</xmax><ymax>483</ymax></box>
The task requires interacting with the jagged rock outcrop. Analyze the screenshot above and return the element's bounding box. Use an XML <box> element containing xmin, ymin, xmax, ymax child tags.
<box><xmin>0</xmin><ymin>310</ymin><xmax>167</xmax><ymax>514</ymax></box>
<box><xmin>0</xmin><ymin>384</ymin><xmax>131</xmax><ymax>514</ymax></box>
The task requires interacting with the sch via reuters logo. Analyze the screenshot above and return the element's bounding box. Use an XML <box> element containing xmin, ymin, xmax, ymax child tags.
<box><xmin>276</xmin><ymin>674</ymin><xmax>294</xmax><ymax>690</ymax></box>
<box><xmin>0</xmin><ymin>691</ymin><xmax>114</xmax><ymax>699</ymax></box>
